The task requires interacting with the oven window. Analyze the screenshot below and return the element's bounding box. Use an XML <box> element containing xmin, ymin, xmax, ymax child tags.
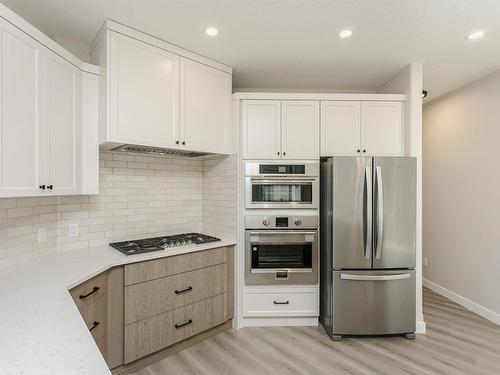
<box><xmin>252</xmin><ymin>184</ymin><xmax>312</xmax><ymax>203</ymax></box>
<box><xmin>251</xmin><ymin>244</ymin><xmax>312</xmax><ymax>269</ymax></box>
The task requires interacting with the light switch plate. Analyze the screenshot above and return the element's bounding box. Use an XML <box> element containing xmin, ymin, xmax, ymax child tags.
<box><xmin>37</xmin><ymin>228</ymin><xmax>46</xmax><ymax>243</ymax></box>
<box><xmin>68</xmin><ymin>224</ymin><xmax>79</xmax><ymax>238</ymax></box>
<box><xmin>423</xmin><ymin>257</ymin><xmax>428</xmax><ymax>267</ymax></box>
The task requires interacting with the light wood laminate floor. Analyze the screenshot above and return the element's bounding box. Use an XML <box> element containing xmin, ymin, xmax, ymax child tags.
<box><xmin>132</xmin><ymin>288</ymin><xmax>500</xmax><ymax>375</ymax></box>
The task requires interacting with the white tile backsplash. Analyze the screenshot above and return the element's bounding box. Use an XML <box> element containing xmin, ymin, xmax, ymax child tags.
<box><xmin>0</xmin><ymin>151</ymin><xmax>237</xmax><ymax>269</ymax></box>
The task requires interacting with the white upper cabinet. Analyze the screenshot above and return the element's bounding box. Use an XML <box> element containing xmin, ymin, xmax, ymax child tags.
<box><xmin>242</xmin><ymin>100</ymin><xmax>319</xmax><ymax>160</ymax></box>
<box><xmin>320</xmin><ymin>100</ymin><xmax>403</xmax><ymax>156</ymax></box>
<box><xmin>242</xmin><ymin>100</ymin><xmax>281</xmax><ymax>159</ymax></box>
<box><xmin>180</xmin><ymin>57</ymin><xmax>231</xmax><ymax>154</ymax></box>
<box><xmin>321</xmin><ymin>101</ymin><xmax>361</xmax><ymax>156</ymax></box>
<box><xmin>0</xmin><ymin>20</ymin><xmax>44</xmax><ymax>197</ymax></box>
<box><xmin>281</xmin><ymin>101</ymin><xmax>319</xmax><ymax>159</ymax></box>
<box><xmin>92</xmin><ymin>21</ymin><xmax>233</xmax><ymax>155</ymax></box>
<box><xmin>361</xmin><ymin>101</ymin><xmax>403</xmax><ymax>156</ymax></box>
<box><xmin>110</xmin><ymin>32</ymin><xmax>179</xmax><ymax>148</ymax></box>
<box><xmin>0</xmin><ymin>15</ymin><xmax>98</xmax><ymax>198</ymax></box>
<box><xmin>44</xmin><ymin>50</ymin><xmax>82</xmax><ymax>195</ymax></box>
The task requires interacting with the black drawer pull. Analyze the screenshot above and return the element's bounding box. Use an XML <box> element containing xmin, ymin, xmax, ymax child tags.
<box><xmin>79</xmin><ymin>286</ymin><xmax>99</xmax><ymax>300</ymax></box>
<box><xmin>174</xmin><ymin>286</ymin><xmax>193</xmax><ymax>295</ymax></box>
<box><xmin>47</xmin><ymin>184</ymin><xmax>53</xmax><ymax>190</ymax></box>
<box><xmin>174</xmin><ymin>319</ymin><xmax>193</xmax><ymax>329</ymax></box>
<box><xmin>273</xmin><ymin>300</ymin><xmax>290</xmax><ymax>305</ymax></box>
<box><xmin>89</xmin><ymin>321</ymin><xmax>100</xmax><ymax>331</ymax></box>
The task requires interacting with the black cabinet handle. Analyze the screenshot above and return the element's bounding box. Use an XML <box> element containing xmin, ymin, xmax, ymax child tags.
<box><xmin>47</xmin><ymin>185</ymin><xmax>53</xmax><ymax>190</ymax></box>
<box><xmin>182</xmin><ymin>141</ymin><xmax>186</xmax><ymax>145</ymax></box>
<box><xmin>277</xmin><ymin>152</ymin><xmax>280</xmax><ymax>155</ymax></box>
<box><xmin>174</xmin><ymin>319</ymin><xmax>193</xmax><ymax>329</ymax></box>
<box><xmin>89</xmin><ymin>321</ymin><xmax>100</xmax><ymax>332</ymax></box>
<box><xmin>273</xmin><ymin>300</ymin><xmax>290</xmax><ymax>305</ymax></box>
<box><xmin>283</xmin><ymin>152</ymin><xmax>286</xmax><ymax>156</ymax></box>
<box><xmin>175</xmin><ymin>140</ymin><xmax>179</xmax><ymax>144</ymax></box>
<box><xmin>357</xmin><ymin>149</ymin><xmax>360</xmax><ymax>153</ymax></box>
<box><xmin>39</xmin><ymin>185</ymin><xmax>46</xmax><ymax>190</ymax></box>
<box><xmin>174</xmin><ymin>286</ymin><xmax>193</xmax><ymax>295</ymax></box>
<box><xmin>362</xmin><ymin>150</ymin><xmax>366</xmax><ymax>153</ymax></box>
<box><xmin>79</xmin><ymin>286</ymin><xmax>99</xmax><ymax>300</ymax></box>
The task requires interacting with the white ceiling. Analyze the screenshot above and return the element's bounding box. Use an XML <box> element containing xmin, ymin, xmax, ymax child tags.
<box><xmin>2</xmin><ymin>0</ymin><xmax>500</xmax><ymax>100</ymax></box>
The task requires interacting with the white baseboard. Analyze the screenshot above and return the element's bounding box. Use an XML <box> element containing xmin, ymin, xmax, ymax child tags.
<box><xmin>241</xmin><ymin>317</ymin><xmax>318</xmax><ymax>327</ymax></box>
<box><xmin>423</xmin><ymin>278</ymin><xmax>500</xmax><ymax>325</ymax></box>
<box><xmin>416</xmin><ymin>321</ymin><xmax>426</xmax><ymax>334</ymax></box>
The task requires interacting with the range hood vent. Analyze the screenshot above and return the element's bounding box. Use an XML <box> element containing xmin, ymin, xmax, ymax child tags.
<box><xmin>111</xmin><ymin>144</ymin><xmax>209</xmax><ymax>158</ymax></box>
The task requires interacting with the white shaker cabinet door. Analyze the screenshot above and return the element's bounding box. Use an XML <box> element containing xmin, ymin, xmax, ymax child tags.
<box><xmin>110</xmin><ymin>31</ymin><xmax>180</xmax><ymax>148</ymax></box>
<box><xmin>361</xmin><ymin>101</ymin><xmax>403</xmax><ymax>156</ymax></box>
<box><xmin>180</xmin><ymin>58</ymin><xmax>231</xmax><ymax>154</ymax></box>
<box><xmin>242</xmin><ymin>100</ymin><xmax>281</xmax><ymax>159</ymax></box>
<box><xmin>44</xmin><ymin>50</ymin><xmax>82</xmax><ymax>195</ymax></box>
<box><xmin>320</xmin><ymin>101</ymin><xmax>361</xmax><ymax>156</ymax></box>
<box><xmin>281</xmin><ymin>101</ymin><xmax>319</xmax><ymax>159</ymax></box>
<box><xmin>0</xmin><ymin>20</ymin><xmax>44</xmax><ymax>197</ymax></box>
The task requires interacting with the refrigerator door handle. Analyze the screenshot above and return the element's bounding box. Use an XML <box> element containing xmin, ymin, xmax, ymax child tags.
<box><xmin>363</xmin><ymin>166</ymin><xmax>372</xmax><ymax>259</ymax></box>
<box><xmin>375</xmin><ymin>166</ymin><xmax>384</xmax><ymax>259</ymax></box>
<box><xmin>340</xmin><ymin>273</ymin><xmax>410</xmax><ymax>281</ymax></box>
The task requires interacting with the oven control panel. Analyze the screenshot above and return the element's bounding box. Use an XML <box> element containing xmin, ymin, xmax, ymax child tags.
<box><xmin>245</xmin><ymin>215</ymin><xmax>318</xmax><ymax>229</ymax></box>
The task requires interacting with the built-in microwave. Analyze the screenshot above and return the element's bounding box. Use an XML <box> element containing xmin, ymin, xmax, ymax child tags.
<box><xmin>245</xmin><ymin>215</ymin><xmax>318</xmax><ymax>285</ymax></box>
<box><xmin>245</xmin><ymin>162</ymin><xmax>319</xmax><ymax>209</ymax></box>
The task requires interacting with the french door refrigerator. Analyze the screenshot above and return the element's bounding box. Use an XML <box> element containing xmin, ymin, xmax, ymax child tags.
<box><xmin>320</xmin><ymin>157</ymin><xmax>416</xmax><ymax>340</ymax></box>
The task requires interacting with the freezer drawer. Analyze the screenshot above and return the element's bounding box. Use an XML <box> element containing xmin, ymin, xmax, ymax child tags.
<box><xmin>331</xmin><ymin>270</ymin><xmax>415</xmax><ymax>336</ymax></box>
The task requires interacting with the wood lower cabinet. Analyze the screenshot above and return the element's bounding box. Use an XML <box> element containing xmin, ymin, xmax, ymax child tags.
<box><xmin>124</xmin><ymin>263</ymin><xmax>227</xmax><ymax>324</ymax></box>
<box><xmin>124</xmin><ymin>293</ymin><xmax>228</xmax><ymax>363</ymax></box>
<box><xmin>70</xmin><ymin>245</ymin><xmax>234</xmax><ymax>372</ymax></box>
<box><xmin>122</xmin><ymin>246</ymin><xmax>234</xmax><ymax>365</ymax></box>
<box><xmin>70</xmin><ymin>273</ymin><xmax>108</xmax><ymax>360</ymax></box>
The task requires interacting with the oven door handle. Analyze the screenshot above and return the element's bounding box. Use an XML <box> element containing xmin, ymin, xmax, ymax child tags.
<box><xmin>249</xmin><ymin>231</ymin><xmax>317</xmax><ymax>236</ymax></box>
<box><xmin>250</xmin><ymin>178</ymin><xmax>316</xmax><ymax>185</ymax></box>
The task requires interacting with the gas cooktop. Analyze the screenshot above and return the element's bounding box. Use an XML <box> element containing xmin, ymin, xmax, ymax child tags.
<box><xmin>109</xmin><ymin>233</ymin><xmax>221</xmax><ymax>255</ymax></box>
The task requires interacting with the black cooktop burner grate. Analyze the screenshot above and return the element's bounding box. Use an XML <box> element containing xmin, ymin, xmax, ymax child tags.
<box><xmin>109</xmin><ymin>233</ymin><xmax>221</xmax><ymax>255</ymax></box>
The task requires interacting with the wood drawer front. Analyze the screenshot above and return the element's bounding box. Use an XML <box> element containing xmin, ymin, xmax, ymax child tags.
<box><xmin>70</xmin><ymin>273</ymin><xmax>106</xmax><ymax>309</ymax></box>
<box><xmin>124</xmin><ymin>247</ymin><xmax>227</xmax><ymax>286</ymax></box>
<box><xmin>81</xmin><ymin>294</ymin><xmax>107</xmax><ymax>341</ymax></box>
<box><xmin>243</xmin><ymin>289</ymin><xmax>319</xmax><ymax>317</ymax></box>
<box><xmin>124</xmin><ymin>293</ymin><xmax>227</xmax><ymax>363</ymax></box>
<box><xmin>124</xmin><ymin>263</ymin><xmax>227</xmax><ymax>324</ymax></box>
<box><xmin>95</xmin><ymin>335</ymin><xmax>107</xmax><ymax>361</ymax></box>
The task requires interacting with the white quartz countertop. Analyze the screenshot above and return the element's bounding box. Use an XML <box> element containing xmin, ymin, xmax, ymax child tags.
<box><xmin>0</xmin><ymin>239</ymin><xmax>236</xmax><ymax>375</ymax></box>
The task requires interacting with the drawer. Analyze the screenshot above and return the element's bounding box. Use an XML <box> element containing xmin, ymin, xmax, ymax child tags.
<box><xmin>243</xmin><ymin>288</ymin><xmax>319</xmax><ymax>317</ymax></box>
<box><xmin>70</xmin><ymin>272</ymin><xmax>107</xmax><ymax>310</ymax></box>
<box><xmin>124</xmin><ymin>293</ymin><xmax>227</xmax><ymax>363</ymax></box>
<box><xmin>81</xmin><ymin>294</ymin><xmax>107</xmax><ymax>341</ymax></box>
<box><xmin>125</xmin><ymin>263</ymin><xmax>227</xmax><ymax>324</ymax></box>
<box><xmin>124</xmin><ymin>247</ymin><xmax>227</xmax><ymax>286</ymax></box>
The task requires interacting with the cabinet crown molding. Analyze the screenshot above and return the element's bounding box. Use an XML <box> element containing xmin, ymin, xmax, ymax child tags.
<box><xmin>233</xmin><ymin>92</ymin><xmax>406</xmax><ymax>101</ymax></box>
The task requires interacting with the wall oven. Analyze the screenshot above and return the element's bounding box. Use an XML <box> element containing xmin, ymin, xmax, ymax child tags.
<box><xmin>245</xmin><ymin>162</ymin><xmax>319</xmax><ymax>209</ymax></box>
<box><xmin>245</xmin><ymin>215</ymin><xmax>318</xmax><ymax>285</ymax></box>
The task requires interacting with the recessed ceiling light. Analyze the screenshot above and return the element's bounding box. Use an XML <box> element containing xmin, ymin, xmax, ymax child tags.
<box><xmin>205</xmin><ymin>27</ymin><xmax>218</xmax><ymax>37</ymax></box>
<box><xmin>339</xmin><ymin>29</ymin><xmax>353</xmax><ymax>38</ymax></box>
<box><xmin>467</xmin><ymin>30</ymin><xmax>485</xmax><ymax>40</ymax></box>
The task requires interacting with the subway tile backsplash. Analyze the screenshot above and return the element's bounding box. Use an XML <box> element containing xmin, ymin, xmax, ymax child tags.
<box><xmin>0</xmin><ymin>151</ymin><xmax>237</xmax><ymax>269</ymax></box>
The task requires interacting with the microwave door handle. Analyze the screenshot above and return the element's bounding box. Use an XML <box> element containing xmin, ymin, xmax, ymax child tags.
<box><xmin>375</xmin><ymin>166</ymin><xmax>384</xmax><ymax>259</ymax></box>
<box><xmin>364</xmin><ymin>166</ymin><xmax>372</xmax><ymax>259</ymax></box>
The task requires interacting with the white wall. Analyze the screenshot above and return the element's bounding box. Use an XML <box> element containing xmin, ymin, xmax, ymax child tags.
<box><xmin>423</xmin><ymin>70</ymin><xmax>500</xmax><ymax>324</ymax></box>
<box><xmin>378</xmin><ymin>63</ymin><xmax>425</xmax><ymax>333</ymax></box>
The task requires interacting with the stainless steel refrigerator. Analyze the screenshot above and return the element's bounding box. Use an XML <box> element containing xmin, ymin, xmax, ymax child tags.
<box><xmin>320</xmin><ymin>157</ymin><xmax>416</xmax><ymax>340</ymax></box>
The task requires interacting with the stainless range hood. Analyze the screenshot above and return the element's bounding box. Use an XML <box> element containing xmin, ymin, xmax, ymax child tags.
<box><xmin>111</xmin><ymin>144</ymin><xmax>209</xmax><ymax>158</ymax></box>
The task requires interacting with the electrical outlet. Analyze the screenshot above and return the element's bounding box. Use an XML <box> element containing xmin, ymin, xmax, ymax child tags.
<box><xmin>423</xmin><ymin>257</ymin><xmax>428</xmax><ymax>267</ymax></box>
<box><xmin>37</xmin><ymin>228</ymin><xmax>46</xmax><ymax>243</ymax></box>
<box><xmin>68</xmin><ymin>224</ymin><xmax>79</xmax><ymax>238</ymax></box>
